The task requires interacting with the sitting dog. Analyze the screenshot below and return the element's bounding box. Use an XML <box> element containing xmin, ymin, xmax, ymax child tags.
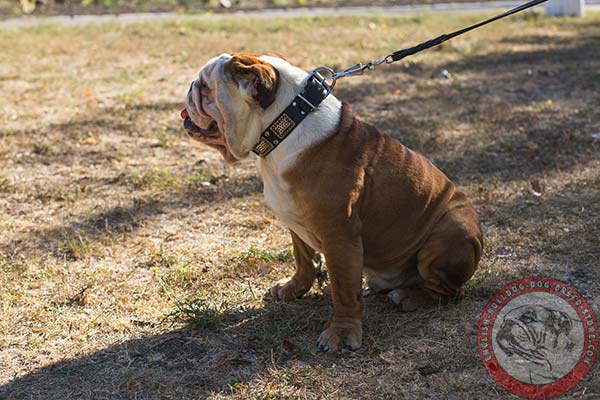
<box><xmin>180</xmin><ymin>53</ymin><xmax>483</xmax><ymax>351</ymax></box>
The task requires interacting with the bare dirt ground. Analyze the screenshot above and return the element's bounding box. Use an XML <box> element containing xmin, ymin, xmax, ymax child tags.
<box><xmin>1</xmin><ymin>10</ymin><xmax>599</xmax><ymax>399</ymax></box>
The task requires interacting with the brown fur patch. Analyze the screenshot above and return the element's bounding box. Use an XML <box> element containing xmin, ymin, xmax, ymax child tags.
<box><xmin>225</xmin><ymin>53</ymin><xmax>280</xmax><ymax>109</ymax></box>
<box><xmin>281</xmin><ymin>102</ymin><xmax>483</xmax><ymax>325</ymax></box>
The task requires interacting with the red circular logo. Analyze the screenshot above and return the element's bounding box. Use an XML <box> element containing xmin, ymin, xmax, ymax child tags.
<box><xmin>478</xmin><ymin>278</ymin><xmax>598</xmax><ymax>398</ymax></box>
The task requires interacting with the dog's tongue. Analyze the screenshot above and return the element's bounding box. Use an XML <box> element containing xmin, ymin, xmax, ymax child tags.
<box><xmin>180</xmin><ymin>108</ymin><xmax>189</xmax><ymax>120</ymax></box>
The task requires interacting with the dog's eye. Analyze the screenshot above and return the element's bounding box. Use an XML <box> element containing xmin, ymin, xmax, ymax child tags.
<box><xmin>520</xmin><ymin>313</ymin><xmax>535</xmax><ymax>324</ymax></box>
<box><xmin>559</xmin><ymin>315</ymin><xmax>568</xmax><ymax>322</ymax></box>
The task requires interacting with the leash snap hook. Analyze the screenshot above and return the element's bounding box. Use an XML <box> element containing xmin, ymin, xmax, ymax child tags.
<box><xmin>331</xmin><ymin>56</ymin><xmax>390</xmax><ymax>82</ymax></box>
<box><xmin>332</xmin><ymin>62</ymin><xmax>369</xmax><ymax>80</ymax></box>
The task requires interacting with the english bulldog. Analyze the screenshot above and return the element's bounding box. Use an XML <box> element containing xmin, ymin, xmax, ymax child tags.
<box><xmin>181</xmin><ymin>53</ymin><xmax>483</xmax><ymax>351</ymax></box>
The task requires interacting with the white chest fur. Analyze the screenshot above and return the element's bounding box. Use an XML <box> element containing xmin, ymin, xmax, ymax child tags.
<box><xmin>260</xmin><ymin>162</ymin><xmax>323</xmax><ymax>252</ymax></box>
<box><xmin>253</xmin><ymin>57</ymin><xmax>342</xmax><ymax>253</ymax></box>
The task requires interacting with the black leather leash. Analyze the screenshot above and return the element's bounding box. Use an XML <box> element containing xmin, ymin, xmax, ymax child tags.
<box><xmin>328</xmin><ymin>0</ymin><xmax>549</xmax><ymax>82</ymax></box>
<box><xmin>252</xmin><ymin>0</ymin><xmax>548</xmax><ymax>157</ymax></box>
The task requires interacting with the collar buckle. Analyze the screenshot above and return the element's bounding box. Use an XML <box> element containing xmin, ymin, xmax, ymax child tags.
<box><xmin>311</xmin><ymin>66</ymin><xmax>336</xmax><ymax>93</ymax></box>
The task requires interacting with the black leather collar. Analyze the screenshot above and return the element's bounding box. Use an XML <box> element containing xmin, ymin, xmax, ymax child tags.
<box><xmin>252</xmin><ymin>70</ymin><xmax>333</xmax><ymax>158</ymax></box>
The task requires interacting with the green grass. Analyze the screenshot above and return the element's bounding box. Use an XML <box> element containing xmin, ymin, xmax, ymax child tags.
<box><xmin>164</xmin><ymin>297</ymin><xmax>228</xmax><ymax>330</ymax></box>
<box><xmin>0</xmin><ymin>176</ymin><xmax>13</xmax><ymax>193</ymax></box>
<box><xmin>146</xmin><ymin>245</ymin><xmax>183</xmax><ymax>269</ymax></box>
<box><xmin>60</xmin><ymin>233</ymin><xmax>94</xmax><ymax>260</ymax></box>
<box><xmin>129</xmin><ymin>168</ymin><xmax>216</xmax><ymax>189</ymax></box>
<box><xmin>236</xmin><ymin>246</ymin><xmax>293</xmax><ymax>266</ymax></box>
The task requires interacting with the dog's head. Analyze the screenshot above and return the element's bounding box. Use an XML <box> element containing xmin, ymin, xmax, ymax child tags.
<box><xmin>496</xmin><ymin>304</ymin><xmax>574</xmax><ymax>365</ymax></box>
<box><xmin>181</xmin><ymin>53</ymin><xmax>304</xmax><ymax>163</ymax></box>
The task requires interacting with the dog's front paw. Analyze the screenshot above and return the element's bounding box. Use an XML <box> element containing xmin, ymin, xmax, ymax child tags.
<box><xmin>269</xmin><ymin>277</ymin><xmax>310</xmax><ymax>301</ymax></box>
<box><xmin>317</xmin><ymin>319</ymin><xmax>362</xmax><ymax>352</ymax></box>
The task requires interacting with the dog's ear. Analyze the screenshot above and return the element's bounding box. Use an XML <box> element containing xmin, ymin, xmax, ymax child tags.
<box><xmin>225</xmin><ymin>53</ymin><xmax>279</xmax><ymax>109</ymax></box>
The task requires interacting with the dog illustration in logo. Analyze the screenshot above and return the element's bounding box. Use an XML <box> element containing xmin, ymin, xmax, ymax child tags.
<box><xmin>496</xmin><ymin>304</ymin><xmax>576</xmax><ymax>384</ymax></box>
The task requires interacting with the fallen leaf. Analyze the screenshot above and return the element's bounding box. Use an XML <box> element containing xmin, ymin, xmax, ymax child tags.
<box><xmin>79</xmin><ymin>137</ymin><xmax>97</xmax><ymax>145</ymax></box>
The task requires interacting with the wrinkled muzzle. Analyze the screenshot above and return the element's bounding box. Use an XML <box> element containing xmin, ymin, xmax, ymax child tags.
<box><xmin>180</xmin><ymin>79</ymin><xmax>240</xmax><ymax>164</ymax></box>
<box><xmin>181</xmin><ymin>82</ymin><xmax>218</xmax><ymax>138</ymax></box>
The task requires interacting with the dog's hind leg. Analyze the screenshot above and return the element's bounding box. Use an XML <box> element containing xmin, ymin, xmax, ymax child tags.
<box><xmin>270</xmin><ymin>230</ymin><xmax>318</xmax><ymax>301</ymax></box>
<box><xmin>388</xmin><ymin>206</ymin><xmax>483</xmax><ymax>311</ymax></box>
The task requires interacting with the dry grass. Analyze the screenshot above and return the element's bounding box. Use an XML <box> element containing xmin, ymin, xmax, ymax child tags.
<box><xmin>1</xmin><ymin>10</ymin><xmax>599</xmax><ymax>399</ymax></box>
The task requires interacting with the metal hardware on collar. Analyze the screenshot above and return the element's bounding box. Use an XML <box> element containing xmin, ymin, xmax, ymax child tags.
<box><xmin>310</xmin><ymin>66</ymin><xmax>337</xmax><ymax>95</ymax></box>
<box><xmin>251</xmin><ymin>67</ymin><xmax>334</xmax><ymax>158</ymax></box>
<box><xmin>332</xmin><ymin>57</ymin><xmax>391</xmax><ymax>81</ymax></box>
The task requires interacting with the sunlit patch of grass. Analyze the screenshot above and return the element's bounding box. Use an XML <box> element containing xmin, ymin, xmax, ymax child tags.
<box><xmin>157</xmin><ymin>264</ymin><xmax>197</xmax><ymax>290</ymax></box>
<box><xmin>59</xmin><ymin>232</ymin><xmax>93</xmax><ymax>260</ymax></box>
<box><xmin>0</xmin><ymin>255</ymin><xmax>28</xmax><ymax>274</ymax></box>
<box><xmin>0</xmin><ymin>176</ymin><xmax>13</xmax><ymax>193</ymax></box>
<box><xmin>151</xmin><ymin>132</ymin><xmax>173</xmax><ymax>148</ymax></box>
<box><xmin>188</xmin><ymin>171</ymin><xmax>217</xmax><ymax>183</ymax></box>
<box><xmin>128</xmin><ymin>168</ymin><xmax>217</xmax><ymax>189</ymax></box>
<box><xmin>144</xmin><ymin>245</ymin><xmax>181</xmax><ymax>269</ymax></box>
<box><xmin>131</xmin><ymin>168</ymin><xmax>181</xmax><ymax>189</ymax></box>
<box><xmin>235</xmin><ymin>246</ymin><xmax>293</xmax><ymax>267</ymax></box>
<box><xmin>31</xmin><ymin>144</ymin><xmax>49</xmax><ymax>155</ymax></box>
<box><xmin>164</xmin><ymin>297</ymin><xmax>232</xmax><ymax>330</ymax></box>
<box><xmin>141</xmin><ymin>245</ymin><xmax>198</xmax><ymax>290</ymax></box>
<box><xmin>122</xmin><ymin>88</ymin><xmax>145</xmax><ymax>105</ymax></box>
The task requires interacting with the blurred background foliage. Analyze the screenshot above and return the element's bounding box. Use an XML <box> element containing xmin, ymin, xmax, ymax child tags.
<box><xmin>3</xmin><ymin>0</ymin><xmax>447</xmax><ymax>17</ymax></box>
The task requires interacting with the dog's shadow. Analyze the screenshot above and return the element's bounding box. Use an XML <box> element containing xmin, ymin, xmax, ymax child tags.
<box><xmin>0</xmin><ymin>292</ymin><xmax>455</xmax><ymax>399</ymax></box>
<box><xmin>0</xmin><ymin>296</ymin><xmax>319</xmax><ymax>399</ymax></box>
